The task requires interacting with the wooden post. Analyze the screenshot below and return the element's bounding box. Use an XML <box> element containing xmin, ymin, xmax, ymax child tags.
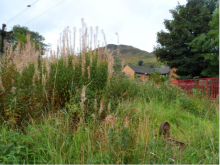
<box><xmin>206</xmin><ymin>78</ymin><xmax>208</xmax><ymax>99</ymax></box>
<box><xmin>0</xmin><ymin>24</ymin><xmax>13</xmax><ymax>55</ymax></box>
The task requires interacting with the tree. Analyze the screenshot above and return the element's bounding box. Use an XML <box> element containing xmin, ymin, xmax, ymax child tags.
<box><xmin>154</xmin><ymin>0</ymin><xmax>218</xmax><ymax>78</ymax></box>
<box><xmin>149</xmin><ymin>67</ymin><xmax>168</xmax><ymax>83</ymax></box>
<box><xmin>0</xmin><ymin>25</ymin><xmax>49</xmax><ymax>52</ymax></box>
<box><xmin>189</xmin><ymin>3</ymin><xmax>219</xmax><ymax>77</ymax></box>
<box><xmin>138</xmin><ymin>60</ymin><xmax>143</xmax><ymax>66</ymax></box>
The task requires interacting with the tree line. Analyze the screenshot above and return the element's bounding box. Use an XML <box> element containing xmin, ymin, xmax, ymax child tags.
<box><xmin>154</xmin><ymin>0</ymin><xmax>219</xmax><ymax>78</ymax></box>
<box><xmin>0</xmin><ymin>25</ymin><xmax>49</xmax><ymax>53</ymax></box>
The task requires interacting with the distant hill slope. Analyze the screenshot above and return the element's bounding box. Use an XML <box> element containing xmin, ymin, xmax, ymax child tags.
<box><xmin>96</xmin><ymin>44</ymin><xmax>158</xmax><ymax>68</ymax></box>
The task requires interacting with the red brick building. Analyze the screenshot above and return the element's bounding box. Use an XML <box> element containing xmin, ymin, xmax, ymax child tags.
<box><xmin>122</xmin><ymin>65</ymin><xmax>178</xmax><ymax>81</ymax></box>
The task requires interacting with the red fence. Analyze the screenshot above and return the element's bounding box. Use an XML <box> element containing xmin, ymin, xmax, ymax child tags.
<box><xmin>170</xmin><ymin>78</ymin><xmax>219</xmax><ymax>100</ymax></box>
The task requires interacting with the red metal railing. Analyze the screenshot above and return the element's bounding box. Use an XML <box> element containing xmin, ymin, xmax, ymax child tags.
<box><xmin>170</xmin><ymin>78</ymin><xmax>219</xmax><ymax>100</ymax></box>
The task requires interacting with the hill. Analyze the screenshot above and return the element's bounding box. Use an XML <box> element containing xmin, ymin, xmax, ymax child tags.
<box><xmin>96</xmin><ymin>44</ymin><xmax>159</xmax><ymax>68</ymax></box>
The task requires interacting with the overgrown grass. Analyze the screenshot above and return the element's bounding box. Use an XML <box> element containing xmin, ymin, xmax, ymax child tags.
<box><xmin>0</xmin><ymin>20</ymin><xmax>219</xmax><ymax>164</ymax></box>
<box><xmin>0</xmin><ymin>97</ymin><xmax>218</xmax><ymax>164</ymax></box>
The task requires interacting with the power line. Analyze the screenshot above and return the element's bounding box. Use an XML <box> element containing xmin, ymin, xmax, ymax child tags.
<box><xmin>6</xmin><ymin>0</ymin><xmax>40</xmax><ymax>24</ymax></box>
<box><xmin>31</xmin><ymin>0</ymin><xmax>40</xmax><ymax>6</ymax></box>
<box><xmin>6</xmin><ymin>8</ymin><xmax>29</xmax><ymax>24</ymax></box>
<box><xmin>23</xmin><ymin>0</ymin><xmax>66</xmax><ymax>26</ymax></box>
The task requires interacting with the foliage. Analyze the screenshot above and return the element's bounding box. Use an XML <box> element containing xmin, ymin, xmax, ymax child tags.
<box><xmin>0</xmin><ymin>21</ymin><xmax>219</xmax><ymax>164</ymax></box>
<box><xmin>113</xmin><ymin>47</ymin><xmax>122</xmax><ymax>74</ymax></box>
<box><xmin>154</xmin><ymin>0</ymin><xmax>218</xmax><ymax>78</ymax></box>
<box><xmin>189</xmin><ymin>3</ymin><xmax>219</xmax><ymax>77</ymax></box>
<box><xmin>149</xmin><ymin>70</ymin><xmax>161</xmax><ymax>82</ymax></box>
<box><xmin>0</xmin><ymin>126</ymin><xmax>33</xmax><ymax>164</ymax></box>
<box><xmin>107</xmin><ymin>125</ymin><xmax>134</xmax><ymax>163</ymax></box>
<box><xmin>0</xmin><ymin>28</ymin><xmax>138</xmax><ymax>126</ymax></box>
<box><xmin>149</xmin><ymin>63</ymin><xmax>169</xmax><ymax>83</ymax></box>
<box><xmin>0</xmin><ymin>25</ymin><xmax>49</xmax><ymax>52</ymax></box>
<box><xmin>0</xmin><ymin>93</ymin><xmax>218</xmax><ymax>164</ymax></box>
<box><xmin>178</xmin><ymin>92</ymin><xmax>197</xmax><ymax>111</ymax></box>
<box><xmin>138</xmin><ymin>60</ymin><xmax>144</xmax><ymax>66</ymax></box>
<box><xmin>12</xmin><ymin>33</ymin><xmax>41</xmax><ymax>53</ymax></box>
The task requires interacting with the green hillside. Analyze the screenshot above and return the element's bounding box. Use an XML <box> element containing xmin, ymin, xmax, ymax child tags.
<box><xmin>97</xmin><ymin>44</ymin><xmax>159</xmax><ymax>68</ymax></box>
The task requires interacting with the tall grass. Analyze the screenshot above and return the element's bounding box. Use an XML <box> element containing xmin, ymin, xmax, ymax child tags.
<box><xmin>0</xmin><ymin>19</ymin><xmax>218</xmax><ymax>164</ymax></box>
<box><xmin>0</xmin><ymin>97</ymin><xmax>218</xmax><ymax>164</ymax></box>
<box><xmin>0</xmin><ymin>19</ymin><xmax>116</xmax><ymax>126</ymax></box>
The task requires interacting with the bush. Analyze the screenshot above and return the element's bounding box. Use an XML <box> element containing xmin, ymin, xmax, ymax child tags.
<box><xmin>0</xmin><ymin>124</ymin><xmax>34</xmax><ymax>164</ymax></box>
<box><xmin>0</xmin><ymin>25</ymin><xmax>143</xmax><ymax>126</ymax></box>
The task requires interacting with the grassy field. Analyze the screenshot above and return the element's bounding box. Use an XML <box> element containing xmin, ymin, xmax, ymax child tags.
<box><xmin>0</xmin><ymin>22</ymin><xmax>219</xmax><ymax>164</ymax></box>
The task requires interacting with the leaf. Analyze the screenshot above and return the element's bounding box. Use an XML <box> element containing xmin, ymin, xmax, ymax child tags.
<box><xmin>7</xmin><ymin>143</ymin><xmax>14</xmax><ymax>148</ymax></box>
<box><xmin>19</xmin><ymin>151</ymin><xmax>27</xmax><ymax>156</ymax></box>
<box><xmin>0</xmin><ymin>144</ymin><xmax>6</xmax><ymax>149</ymax></box>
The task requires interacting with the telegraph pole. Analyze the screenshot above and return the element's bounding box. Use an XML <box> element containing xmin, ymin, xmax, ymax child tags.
<box><xmin>0</xmin><ymin>24</ymin><xmax>13</xmax><ymax>55</ymax></box>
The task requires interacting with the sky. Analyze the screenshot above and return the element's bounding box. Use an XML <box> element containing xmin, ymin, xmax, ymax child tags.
<box><xmin>1</xmin><ymin>0</ymin><xmax>188</xmax><ymax>53</ymax></box>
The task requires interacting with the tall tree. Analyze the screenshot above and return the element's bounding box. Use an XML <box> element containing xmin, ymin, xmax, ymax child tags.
<box><xmin>154</xmin><ymin>0</ymin><xmax>217</xmax><ymax>78</ymax></box>
<box><xmin>0</xmin><ymin>25</ymin><xmax>49</xmax><ymax>52</ymax></box>
<box><xmin>189</xmin><ymin>3</ymin><xmax>219</xmax><ymax>77</ymax></box>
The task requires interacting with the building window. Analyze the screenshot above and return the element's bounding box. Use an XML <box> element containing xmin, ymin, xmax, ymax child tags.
<box><xmin>137</xmin><ymin>74</ymin><xmax>141</xmax><ymax>78</ymax></box>
<box><xmin>146</xmin><ymin>74</ymin><xmax>148</xmax><ymax>78</ymax></box>
<box><xmin>166</xmin><ymin>73</ymin><xmax>169</xmax><ymax>77</ymax></box>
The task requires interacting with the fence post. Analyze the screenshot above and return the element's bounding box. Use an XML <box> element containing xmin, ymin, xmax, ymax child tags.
<box><xmin>206</xmin><ymin>78</ymin><xmax>208</xmax><ymax>99</ymax></box>
<box><xmin>191</xmin><ymin>79</ymin><xmax>192</xmax><ymax>90</ymax></box>
<box><xmin>211</xmin><ymin>81</ymin><xmax>214</xmax><ymax>99</ymax></box>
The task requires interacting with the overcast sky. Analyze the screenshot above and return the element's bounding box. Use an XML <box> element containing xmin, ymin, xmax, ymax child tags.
<box><xmin>1</xmin><ymin>0</ymin><xmax>188</xmax><ymax>53</ymax></box>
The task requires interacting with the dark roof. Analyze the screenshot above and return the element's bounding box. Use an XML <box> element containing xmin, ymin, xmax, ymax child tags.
<box><xmin>128</xmin><ymin>65</ymin><xmax>152</xmax><ymax>74</ymax></box>
<box><xmin>127</xmin><ymin>65</ymin><xmax>171</xmax><ymax>74</ymax></box>
<box><xmin>155</xmin><ymin>66</ymin><xmax>171</xmax><ymax>74</ymax></box>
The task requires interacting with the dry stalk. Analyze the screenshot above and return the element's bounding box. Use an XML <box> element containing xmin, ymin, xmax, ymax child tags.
<box><xmin>66</xmin><ymin>26</ymin><xmax>70</xmax><ymax>57</ymax></box>
<box><xmin>0</xmin><ymin>76</ymin><xmax>5</xmax><ymax>93</ymax></box>
<box><xmin>107</xmin><ymin>52</ymin><xmax>114</xmax><ymax>85</ymax></box>
<box><xmin>122</xmin><ymin>55</ymin><xmax>125</xmax><ymax>69</ymax></box>
<box><xmin>80</xmin><ymin>85</ymin><xmax>86</xmax><ymax>109</ymax></box>
<box><xmin>72</xmin><ymin>58</ymin><xmax>75</xmax><ymax>70</ymax></box>
<box><xmin>101</xmin><ymin>29</ymin><xmax>107</xmax><ymax>59</ymax></box>
<box><xmin>79</xmin><ymin>85</ymin><xmax>86</xmax><ymax>124</ymax></box>
<box><xmin>94</xmin><ymin>99</ymin><xmax>97</xmax><ymax>111</ymax></box>
<box><xmin>99</xmin><ymin>99</ymin><xmax>103</xmax><ymax>118</ymax></box>
<box><xmin>91</xmin><ymin>113</ymin><xmax>97</xmax><ymax>120</ymax></box>
<box><xmin>69</xmin><ymin>27</ymin><xmax>72</xmax><ymax>55</ymax></box>
<box><xmin>104</xmin><ymin>114</ymin><xmax>117</xmax><ymax>128</ymax></box>
<box><xmin>45</xmin><ymin>55</ymin><xmax>50</xmax><ymax>79</ymax></box>
<box><xmin>123</xmin><ymin>116</ymin><xmax>130</xmax><ymax>128</ymax></box>
<box><xmin>87</xmin><ymin>66</ymin><xmax>90</xmax><ymax>79</ymax></box>
<box><xmin>52</xmin><ymin>62</ymin><xmax>59</xmax><ymax>112</ymax></box>
<box><xmin>107</xmin><ymin>102</ymin><xmax>111</xmax><ymax>115</ymax></box>
<box><xmin>73</xmin><ymin>27</ymin><xmax>76</xmax><ymax>55</ymax></box>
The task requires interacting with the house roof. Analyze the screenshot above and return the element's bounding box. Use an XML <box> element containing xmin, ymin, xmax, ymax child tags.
<box><xmin>127</xmin><ymin>65</ymin><xmax>171</xmax><ymax>74</ymax></box>
<box><xmin>128</xmin><ymin>65</ymin><xmax>152</xmax><ymax>74</ymax></box>
<box><xmin>156</xmin><ymin>66</ymin><xmax>171</xmax><ymax>74</ymax></box>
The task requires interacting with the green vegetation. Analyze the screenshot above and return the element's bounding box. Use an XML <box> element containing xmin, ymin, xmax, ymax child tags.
<box><xmin>149</xmin><ymin>69</ymin><xmax>168</xmax><ymax>83</ymax></box>
<box><xmin>154</xmin><ymin>0</ymin><xmax>218</xmax><ymax>78</ymax></box>
<box><xmin>138</xmin><ymin>60</ymin><xmax>144</xmax><ymax>66</ymax></box>
<box><xmin>190</xmin><ymin>2</ymin><xmax>219</xmax><ymax>77</ymax></box>
<box><xmin>0</xmin><ymin>22</ymin><xmax>219</xmax><ymax>164</ymax></box>
<box><xmin>0</xmin><ymin>25</ymin><xmax>49</xmax><ymax>52</ymax></box>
